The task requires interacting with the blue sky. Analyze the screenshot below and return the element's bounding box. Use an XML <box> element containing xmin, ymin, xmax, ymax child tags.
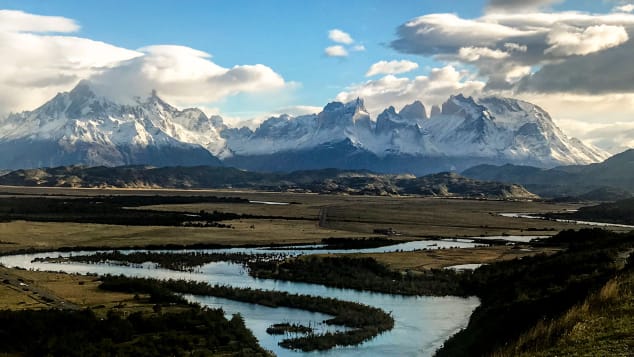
<box><xmin>0</xmin><ymin>0</ymin><xmax>633</xmax><ymax>152</ymax></box>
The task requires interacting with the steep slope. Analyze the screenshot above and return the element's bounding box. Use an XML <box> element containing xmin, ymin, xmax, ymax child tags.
<box><xmin>0</xmin><ymin>82</ymin><xmax>223</xmax><ymax>169</ymax></box>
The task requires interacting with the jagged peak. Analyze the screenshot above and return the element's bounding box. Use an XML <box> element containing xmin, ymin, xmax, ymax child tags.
<box><xmin>430</xmin><ymin>105</ymin><xmax>441</xmax><ymax>118</ymax></box>
<box><xmin>399</xmin><ymin>100</ymin><xmax>427</xmax><ymax>120</ymax></box>
<box><xmin>344</xmin><ymin>97</ymin><xmax>367</xmax><ymax>112</ymax></box>
<box><xmin>442</xmin><ymin>94</ymin><xmax>487</xmax><ymax>117</ymax></box>
<box><xmin>382</xmin><ymin>106</ymin><xmax>397</xmax><ymax>115</ymax></box>
<box><xmin>141</xmin><ymin>89</ymin><xmax>178</xmax><ymax>113</ymax></box>
<box><xmin>69</xmin><ymin>79</ymin><xmax>97</xmax><ymax>99</ymax></box>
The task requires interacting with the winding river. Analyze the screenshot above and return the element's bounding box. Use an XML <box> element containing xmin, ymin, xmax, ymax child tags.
<box><xmin>0</xmin><ymin>240</ymin><xmax>483</xmax><ymax>357</ymax></box>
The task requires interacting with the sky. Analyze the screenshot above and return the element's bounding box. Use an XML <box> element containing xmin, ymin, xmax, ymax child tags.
<box><xmin>0</xmin><ymin>0</ymin><xmax>633</xmax><ymax>153</ymax></box>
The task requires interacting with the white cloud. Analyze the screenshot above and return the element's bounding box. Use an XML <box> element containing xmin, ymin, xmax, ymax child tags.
<box><xmin>352</xmin><ymin>44</ymin><xmax>366</xmax><ymax>52</ymax></box>
<box><xmin>90</xmin><ymin>45</ymin><xmax>286</xmax><ymax>107</ymax></box>
<box><xmin>366</xmin><ymin>60</ymin><xmax>419</xmax><ymax>77</ymax></box>
<box><xmin>614</xmin><ymin>4</ymin><xmax>634</xmax><ymax>13</ymax></box>
<box><xmin>0</xmin><ymin>12</ymin><xmax>141</xmax><ymax>113</ymax></box>
<box><xmin>458</xmin><ymin>46</ymin><xmax>510</xmax><ymax>61</ymax></box>
<box><xmin>336</xmin><ymin>65</ymin><xmax>485</xmax><ymax>116</ymax></box>
<box><xmin>504</xmin><ymin>42</ymin><xmax>528</xmax><ymax>52</ymax></box>
<box><xmin>0</xmin><ymin>9</ymin><xmax>78</xmax><ymax>32</ymax></box>
<box><xmin>0</xmin><ymin>10</ymin><xmax>289</xmax><ymax>115</ymax></box>
<box><xmin>328</xmin><ymin>29</ymin><xmax>354</xmax><ymax>44</ymax></box>
<box><xmin>324</xmin><ymin>45</ymin><xmax>348</xmax><ymax>57</ymax></box>
<box><xmin>545</xmin><ymin>24</ymin><xmax>628</xmax><ymax>56</ymax></box>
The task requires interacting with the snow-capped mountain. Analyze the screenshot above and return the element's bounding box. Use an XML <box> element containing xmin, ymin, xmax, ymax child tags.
<box><xmin>0</xmin><ymin>81</ymin><xmax>608</xmax><ymax>174</ymax></box>
<box><xmin>223</xmin><ymin>94</ymin><xmax>607</xmax><ymax>173</ymax></box>
<box><xmin>0</xmin><ymin>81</ymin><xmax>223</xmax><ymax>169</ymax></box>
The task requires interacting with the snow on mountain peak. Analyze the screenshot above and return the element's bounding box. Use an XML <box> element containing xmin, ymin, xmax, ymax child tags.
<box><xmin>0</xmin><ymin>85</ymin><xmax>609</xmax><ymax>170</ymax></box>
<box><xmin>399</xmin><ymin>100</ymin><xmax>427</xmax><ymax>121</ymax></box>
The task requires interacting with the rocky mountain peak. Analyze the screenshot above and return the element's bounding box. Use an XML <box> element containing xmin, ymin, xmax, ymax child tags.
<box><xmin>399</xmin><ymin>100</ymin><xmax>427</xmax><ymax>121</ymax></box>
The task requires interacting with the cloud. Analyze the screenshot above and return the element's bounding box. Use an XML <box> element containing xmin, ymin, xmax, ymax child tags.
<box><xmin>544</xmin><ymin>24</ymin><xmax>628</xmax><ymax>56</ymax></box>
<box><xmin>366</xmin><ymin>60</ymin><xmax>419</xmax><ymax>77</ymax></box>
<box><xmin>328</xmin><ymin>29</ymin><xmax>354</xmax><ymax>44</ymax></box>
<box><xmin>614</xmin><ymin>4</ymin><xmax>634</xmax><ymax>13</ymax></box>
<box><xmin>390</xmin><ymin>11</ymin><xmax>634</xmax><ymax>93</ymax></box>
<box><xmin>458</xmin><ymin>46</ymin><xmax>510</xmax><ymax>61</ymax></box>
<box><xmin>0</xmin><ymin>10</ymin><xmax>289</xmax><ymax>115</ymax></box>
<box><xmin>325</xmin><ymin>45</ymin><xmax>348</xmax><ymax>57</ymax></box>
<box><xmin>486</xmin><ymin>0</ymin><xmax>563</xmax><ymax>13</ymax></box>
<box><xmin>325</xmin><ymin>28</ymin><xmax>363</xmax><ymax>58</ymax></box>
<box><xmin>517</xmin><ymin>92</ymin><xmax>634</xmax><ymax>153</ymax></box>
<box><xmin>0</xmin><ymin>11</ymin><xmax>141</xmax><ymax>114</ymax></box>
<box><xmin>352</xmin><ymin>44</ymin><xmax>366</xmax><ymax>52</ymax></box>
<box><xmin>90</xmin><ymin>45</ymin><xmax>286</xmax><ymax>107</ymax></box>
<box><xmin>336</xmin><ymin>65</ymin><xmax>485</xmax><ymax>116</ymax></box>
<box><xmin>0</xmin><ymin>9</ymin><xmax>78</xmax><ymax>32</ymax></box>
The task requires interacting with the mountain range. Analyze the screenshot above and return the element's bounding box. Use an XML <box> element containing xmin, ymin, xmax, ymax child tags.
<box><xmin>0</xmin><ymin>81</ymin><xmax>608</xmax><ymax>174</ymax></box>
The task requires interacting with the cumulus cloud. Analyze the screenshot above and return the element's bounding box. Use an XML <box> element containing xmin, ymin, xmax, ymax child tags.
<box><xmin>325</xmin><ymin>28</ymin><xmax>363</xmax><ymax>58</ymax></box>
<box><xmin>0</xmin><ymin>10</ymin><xmax>289</xmax><ymax>115</ymax></box>
<box><xmin>328</xmin><ymin>29</ymin><xmax>354</xmax><ymax>44</ymax></box>
<box><xmin>390</xmin><ymin>11</ymin><xmax>634</xmax><ymax>93</ymax></box>
<box><xmin>366</xmin><ymin>60</ymin><xmax>419</xmax><ymax>77</ymax></box>
<box><xmin>0</xmin><ymin>10</ymin><xmax>141</xmax><ymax>113</ymax></box>
<box><xmin>458</xmin><ymin>46</ymin><xmax>510</xmax><ymax>61</ymax></box>
<box><xmin>324</xmin><ymin>45</ymin><xmax>348</xmax><ymax>57</ymax></box>
<box><xmin>336</xmin><ymin>65</ymin><xmax>485</xmax><ymax>116</ymax></box>
<box><xmin>90</xmin><ymin>45</ymin><xmax>286</xmax><ymax>107</ymax></box>
<box><xmin>545</xmin><ymin>24</ymin><xmax>628</xmax><ymax>56</ymax></box>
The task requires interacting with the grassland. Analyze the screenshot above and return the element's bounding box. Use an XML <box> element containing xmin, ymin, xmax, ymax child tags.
<box><xmin>1</xmin><ymin>185</ymin><xmax>613</xmax><ymax>255</ymax></box>
<box><xmin>492</xmin><ymin>269</ymin><xmax>634</xmax><ymax>357</ymax></box>
<box><xmin>336</xmin><ymin>245</ymin><xmax>561</xmax><ymax>271</ymax></box>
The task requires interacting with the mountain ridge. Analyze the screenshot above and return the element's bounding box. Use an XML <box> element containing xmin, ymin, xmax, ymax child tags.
<box><xmin>0</xmin><ymin>165</ymin><xmax>538</xmax><ymax>199</ymax></box>
<box><xmin>0</xmin><ymin>81</ymin><xmax>609</xmax><ymax>174</ymax></box>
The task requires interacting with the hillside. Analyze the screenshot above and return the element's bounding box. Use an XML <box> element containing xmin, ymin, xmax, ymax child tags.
<box><xmin>463</xmin><ymin>149</ymin><xmax>634</xmax><ymax>199</ymax></box>
<box><xmin>0</xmin><ymin>165</ymin><xmax>537</xmax><ymax>200</ymax></box>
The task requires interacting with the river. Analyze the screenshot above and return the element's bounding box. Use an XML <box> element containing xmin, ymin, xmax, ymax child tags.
<box><xmin>0</xmin><ymin>240</ymin><xmax>483</xmax><ymax>357</ymax></box>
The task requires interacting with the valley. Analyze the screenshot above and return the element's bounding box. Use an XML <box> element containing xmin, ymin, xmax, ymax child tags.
<box><xmin>1</xmin><ymin>186</ymin><xmax>632</xmax><ymax>356</ymax></box>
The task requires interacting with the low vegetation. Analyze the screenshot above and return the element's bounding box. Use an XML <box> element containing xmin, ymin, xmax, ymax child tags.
<box><xmin>99</xmin><ymin>275</ymin><xmax>395</xmax><ymax>352</ymax></box>
<box><xmin>0</xmin><ymin>307</ymin><xmax>269</xmax><ymax>357</ymax></box>
<box><xmin>0</xmin><ymin>196</ymin><xmax>247</xmax><ymax>227</ymax></box>
<box><xmin>266</xmin><ymin>323</ymin><xmax>313</xmax><ymax>335</ymax></box>
<box><xmin>547</xmin><ymin>197</ymin><xmax>634</xmax><ymax>225</ymax></box>
<box><xmin>249</xmin><ymin>255</ymin><xmax>468</xmax><ymax>296</ymax></box>
<box><xmin>39</xmin><ymin>251</ymin><xmax>286</xmax><ymax>272</ymax></box>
